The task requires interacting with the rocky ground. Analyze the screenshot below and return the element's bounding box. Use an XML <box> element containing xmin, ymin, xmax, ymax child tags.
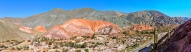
<box><xmin>0</xmin><ymin>32</ymin><xmax>153</xmax><ymax>52</ymax></box>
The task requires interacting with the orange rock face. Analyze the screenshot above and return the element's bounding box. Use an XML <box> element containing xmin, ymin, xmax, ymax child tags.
<box><xmin>130</xmin><ymin>24</ymin><xmax>153</xmax><ymax>31</ymax></box>
<box><xmin>35</xmin><ymin>26</ymin><xmax>47</xmax><ymax>33</ymax></box>
<box><xmin>44</xmin><ymin>18</ymin><xmax>122</xmax><ymax>39</ymax></box>
<box><xmin>19</xmin><ymin>26</ymin><xmax>35</xmax><ymax>34</ymax></box>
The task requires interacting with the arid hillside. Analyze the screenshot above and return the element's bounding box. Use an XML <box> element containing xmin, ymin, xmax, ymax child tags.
<box><xmin>0</xmin><ymin>19</ymin><xmax>33</xmax><ymax>41</ymax></box>
<box><xmin>157</xmin><ymin>19</ymin><xmax>191</xmax><ymax>52</ymax></box>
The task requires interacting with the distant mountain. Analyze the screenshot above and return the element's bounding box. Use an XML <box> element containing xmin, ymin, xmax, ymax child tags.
<box><xmin>2</xmin><ymin>8</ymin><xmax>186</xmax><ymax>29</ymax></box>
<box><xmin>0</xmin><ymin>19</ymin><xmax>33</xmax><ymax>41</ymax></box>
<box><xmin>180</xmin><ymin>17</ymin><xmax>190</xmax><ymax>21</ymax></box>
<box><xmin>125</xmin><ymin>10</ymin><xmax>186</xmax><ymax>26</ymax></box>
<box><xmin>13</xmin><ymin>8</ymin><xmax>129</xmax><ymax>28</ymax></box>
<box><xmin>2</xmin><ymin>17</ymin><xmax>24</xmax><ymax>23</ymax></box>
<box><xmin>104</xmin><ymin>10</ymin><xmax>126</xmax><ymax>17</ymax></box>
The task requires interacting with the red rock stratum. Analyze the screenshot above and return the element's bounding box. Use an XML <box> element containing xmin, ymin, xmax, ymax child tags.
<box><xmin>44</xmin><ymin>18</ymin><xmax>122</xmax><ymax>39</ymax></box>
<box><xmin>35</xmin><ymin>26</ymin><xmax>47</xmax><ymax>33</ymax></box>
<box><xmin>19</xmin><ymin>26</ymin><xmax>35</xmax><ymax>34</ymax></box>
<box><xmin>130</xmin><ymin>24</ymin><xmax>154</xmax><ymax>31</ymax></box>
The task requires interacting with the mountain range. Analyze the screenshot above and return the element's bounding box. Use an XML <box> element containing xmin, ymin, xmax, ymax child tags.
<box><xmin>1</xmin><ymin>8</ymin><xmax>188</xmax><ymax>28</ymax></box>
<box><xmin>179</xmin><ymin>17</ymin><xmax>190</xmax><ymax>20</ymax></box>
<box><xmin>0</xmin><ymin>8</ymin><xmax>189</xmax><ymax>41</ymax></box>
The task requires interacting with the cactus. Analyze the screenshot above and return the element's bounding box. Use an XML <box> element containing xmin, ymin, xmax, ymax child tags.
<box><xmin>154</xmin><ymin>27</ymin><xmax>158</xmax><ymax>52</ymax></box>
<box><xmin>154</xmin><ymin>27</ymin><xmax>158</xmax><ymax>43</ymax></box>
<box><xmin>168</xmin><ymin>28</ymin><xmax>171</xmax><ymax>38</ymax></box>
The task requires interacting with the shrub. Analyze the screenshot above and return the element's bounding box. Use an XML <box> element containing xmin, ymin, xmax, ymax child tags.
<box><xmin>112</xmin><ymin>37</ymin><xmax>117</xmax><ymax>39</ymax></box>
<box><xmin>68</xmin><ymin>42</ymin><xmax>75</xmax><ymax>47</ymax></box>
<box><xmin>71</xmin><ymin>36</ymin><xmax>77</xmax><ymax>40</ymax></box>
<box><xmin>48</xmin><ymin>41</ymin><xmax>53</xmax><ymax>45</ymax></box>
<box><xmin>84</xmin><ymin>49</ymin><xmax>89</xmax><ymax>52</ymax></box>
<box><xmin>75</xmin><ymin>44</ymin><xmax>82</xmax><ymax>48</ymax></box>
<box><xmin>82</xmin><ymin>36</ymin><xmax>90</xmax><ymax>40</ymax></box>
<box><xmin>81</xmin><ymin>42</ymin><xmax>87</xmax><ymax>48</ymax></box>
<box><xmin>27</xmin><ymin>40</ymin><xmax>31</xmax><ymax>42</ymax></box>
<box><xmin>6</xmin><ymin>40</ymin><xmax>10</xmax><ymax>42</ymax></box>
<box><xmin>10</xmin><ymin>47</ymin><xmax>15</xmax><ymax>50</ymax></box>
<box><xmin>10</xmin><ymin>42</ymin><xmax>14</xmax><ymax>44</ymax></box>
<box><xmin>16</xmin><ymin>46</ymin><xmax>21</xmax><ymax>50</ymax></box>
<box><xmin>0</xmin><ymin>45</ymin><xmax>7</xmax><ymax>48</ymax></box>
<box><xmin>93</xmin><ymin>42</ymin><xmax>102</xmax><ymax>47</ymax></box>
<box><xmin>11</xmin><ymin>40</ymin><xmax>16</xmax><ymax>42</ymax></box>
<box><xmin>43</xmin><ymin>50</ymin><xmax>46</xmax><ymax>52</ymax></box>
<box><xmin>60</xmin><ymin>42</ymin><xmax>64</xmax><ymax>47</ymax></box>
<box><xmin>132</xmin><ymin>44</ymin><xmax>139</xmax><ymax>48</ymax></box>
<box><xmin>76</xmin><ymin>50</ymin><xmax>81</xmax><ymax>52</ymax></box>
<box><xmin>53</xmin><ymin>45</ymin><xmax>59</xmax><ymax>49</ymax></box>
<box><xmin>122</xmin><ymin>40</ymin><xmax>126</xmax><ymax>44</ymax></box>
<box><xmin>55</xmin><ymin>50</ymin><xmax>60</xmax><ymax>52</ymax></box>
<box><xmin>62</xmin><ymin>48</ymin><xmax>69</xmax><ymax>52</ymax></box>
<box><xmin>42</xmin><ymin>37</ymin><xmax>48</xmax><ymax>41</ymax></box>
<box><xmin>104</xmin><ymin>42</ymin><xmax>108</xmax><ymax>46</ymax></box>
<box><xmin>120</xmin><ymin>47</ymin><xmax>131</xmax><ymax>52</ymax></box>
<box><xmin>91</xmin><ymin>34</ymin><xmax>96</xmax><ymax>39</ymax></box>
<box><xmin>86</xmin><ymin>36</ymin><xmax>90</xmax><ymax>38</ymax></box>
<box><xmin>23</xmin><ymin>45</ymin><xmax>29</xmax><ymax>50</ymax></box>
<box><xmin>91</xmin><ymin>42</ymin><xmax>95</xmax><ymax>44</ymax></box>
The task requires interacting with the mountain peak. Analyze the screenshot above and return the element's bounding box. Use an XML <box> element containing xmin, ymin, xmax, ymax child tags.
<box><xmin>52</xmin><ymin>8</ymin><xmax>64</xmax><ymax>11</ymax></box>
<box><xmin>46</xmin><ymin>8</ymin><xmax>65</xmax><ymax>14</ymax></box>
<box><xmin>140</xmin><ymin>10</ymin><xmax>161</xmax><ymax>13</ymax></box>
<box><xmin>72</xmin><ymin>8</ymin><xmax>97</xmax><ymax>12</ymax></box>
<box><xmin>104</xmin><ymin>10</ymin><xmax>125</xmax><ymax>16</ymax></box>
<box><xmin>139</xmin><ymin>10</ymin><xmax>168</xmax><ymax>17</ymax></box>
<box><xmin>49</xmin><ymin>8</ymin><xmax>65</xmax><ymax>12</ymax></box>
<box><xmin>79</xmin><ymin>8</ymin><xmax>94</xmax><ymax>10</ymax></box>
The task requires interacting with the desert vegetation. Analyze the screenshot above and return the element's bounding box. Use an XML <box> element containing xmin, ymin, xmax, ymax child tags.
<box><xmin>0</xmin><ymin>28</ymin><xmax>158</xmax><ymax>52</ymax></box>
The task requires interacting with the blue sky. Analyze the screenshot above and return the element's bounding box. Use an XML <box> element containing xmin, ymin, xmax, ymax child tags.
<box><xmin>0</xmin><ymin>0</ymin><xmax>190</xmax><ymax>18</ymax></box>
